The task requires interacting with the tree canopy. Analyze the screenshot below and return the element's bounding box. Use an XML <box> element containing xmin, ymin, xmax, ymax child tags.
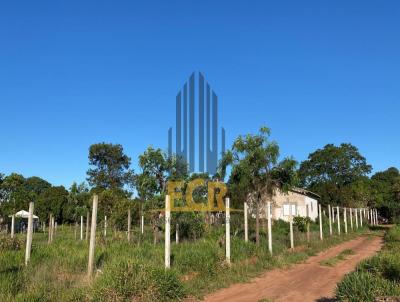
<box><xmin>87</xmin><ymin>143</ymin><xmax>134</xmax><ymax>190</ymax></box>
<box><xmin>299</xmin><ymin>143</ymin><xmax>372</xmax><ymax>206</ymax></box>
<box><xmin>222</xmin><ymin>126</ymin><xmax>298</xmax><ymax>245</ymax></box>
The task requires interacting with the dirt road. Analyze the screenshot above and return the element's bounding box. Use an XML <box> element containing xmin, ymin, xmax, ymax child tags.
<box><xmin>203</xmin><ymin>234</ymin><xmax>382</xmax><ymax>302</ymax></box>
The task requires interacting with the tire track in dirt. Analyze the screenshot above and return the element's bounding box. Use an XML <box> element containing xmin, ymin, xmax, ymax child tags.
<box><xmin>203</xmin><ymin>234</ymin><xmax>383</xmax><ymax>302</ymax></box>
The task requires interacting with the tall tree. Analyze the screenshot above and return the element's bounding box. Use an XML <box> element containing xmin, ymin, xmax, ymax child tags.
<box><xmin>223</xmin><ymin>126</ymin><xmax>298</xmax><ymax>245</ymax></box>
<box><xmin>36</xmin><ymin>186</ymin><xmax>69</xmax><ymax>223</ymax></box>
<box><xmin>299</xmin><ymin>143</ymin><xmax>372</xmax><ymax>206</ymax></box>
<box><xmin>87</xmin><ymin>143</ymin><xmax>134</xmax><ymax>190</ymax></box>
<box><xmin>135</xmin><ymin>146</ymin><xmax>188</xmax><ymax>244</ymax></box>
<box><xmin>370</xmin><ymin>167</ymin><xmax>400</xmax><ymax>222</ymax></box>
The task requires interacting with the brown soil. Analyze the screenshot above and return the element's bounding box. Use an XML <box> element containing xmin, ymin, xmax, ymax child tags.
<box><xmin>203</xmin><ymin>234</ymin><xmax>383</xmax><ymax>302</ymax></box>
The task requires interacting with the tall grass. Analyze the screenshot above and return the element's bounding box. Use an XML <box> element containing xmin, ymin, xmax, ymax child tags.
<box><xmin>336</xmin><ymin>225</ymin><xmax>400</xmax><ymax>302</ymax></box>
<box><xmin>0</xmin><ymin>219</ymin><xmax>371</xmax><ymax>301</ymax></box>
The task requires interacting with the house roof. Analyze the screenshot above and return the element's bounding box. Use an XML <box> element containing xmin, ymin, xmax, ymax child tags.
<box><xmin>9</xmin><ymin>210</ymin><xmax>39</xmax><ymax>219</ymax></box>
<box><xmin>290</xmin><ymin>187</ymin><xmax>321</xmax><ymax>199</ymax></box>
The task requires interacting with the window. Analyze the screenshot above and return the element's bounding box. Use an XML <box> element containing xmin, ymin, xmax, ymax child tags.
<box><xmin>283</xmin><ymin>204</ymin><xmax>296</xmax><ymax>216</ymax></box>
<box><xmin>283</xmin><ymin>204</ymin><xmax>290</xmax><ymax>216</ymax></box>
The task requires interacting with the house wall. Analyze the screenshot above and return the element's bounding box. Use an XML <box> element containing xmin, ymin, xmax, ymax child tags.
<box><xmin>271</xmin><ymin>190</ymin><xmax>319</xmax><ymax>222</ymax></box>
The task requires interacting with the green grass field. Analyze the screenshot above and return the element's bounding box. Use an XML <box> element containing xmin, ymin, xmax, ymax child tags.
<box><xmin>336</xmin><ymin>225</ymin><xmax>400</xmax><ymax>302</ymax></box>
<box><xmin>0</xmin><ymin>219</ymin><xmax>370</xmax><ymax>302</ymax></box>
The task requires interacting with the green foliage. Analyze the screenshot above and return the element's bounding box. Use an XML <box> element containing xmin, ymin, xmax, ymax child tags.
<box><xmin>319</xmin><ymin>249</ymin><xmax>354</xmax><ymax>267</ymax></box>
<box><xmin>92</xmin><ymin>260</ymin><xmax>185</xmax><ymax>302</ymax></box>
<box><xmin>36</xmin><ymin>186</ymin><xmax>69</xmax><ymax>223</ymax></box>
<box><xmin>370</xmin><ymin>167</ymin><xmax>400</xmax><ymax>222</ymax></box>
<box><xmin>87</xmin><ymin>142</ymin><xmax>134</xmax><ymax>190</ymax></box>
<box><xmin>222</xmin><ymin>126</ymin><xmax>298</xmax><ymax>245</ymax></box>
<box><xmin>299</xmin><ymin>143</ymin><xmax>372</xmax><ymax>207</ymax></box>
<box><xmin>336</xmin><ymin>225</ymin><xmax>400</xmax><ymax>301</ymax></box>
<box><xmin>172</xmin><ymin>212</ymin><xmax>206</xmax><ymax>241</ymax></box>
<box><xmin>0</xmin><ymin>237</ymin><xmax>23</xmax><ymax>251</ymax></box>
<box><xmin>336</xmin><ymin>271</ymin><xmax>400</xmax><ymax>302</ymax></box>
<box><xmin>293</xmin><ymin>216</ymin><xmax>311</xmax><ymax>233</ymax></box>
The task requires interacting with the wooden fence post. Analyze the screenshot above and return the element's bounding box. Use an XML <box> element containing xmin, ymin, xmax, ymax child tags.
<box><xmin>127</xmin><ymin>209</ymin><xmax>131</xmax><ymax>242</ymax></box>
<box><xmin>176</xmin><ymin>223</ymin><xmax>179</xmax><ymax>244</ymax></box>
<box><xmin>104</xmin><ymin>216</ymin><xmax>107</xmax><ymax>237</ymax></box>
<box><xmin>350</xmin><ymin>208</ymin><xmax>353</xmax><ymax>230</ymax></box>
<box><xmin>267</xmin><ymin>201</ymin><xmax>272</xmax><ymax>254</ymax></box>
<box><xmin>225</xmin><ymin>197</ymin><xmax>231</xmax><ymax>264</ymax></box>
<box><xmin>87</xmin><ymin>195</ymin><xmax>98</xmax><ymax>278</ymax></box>
<box><xmin>359</xmin><ymin>208</ymin><xmax>363</xmax><ymax>227</ymax></box>
<box><xmin>11</xmin><ymin>214</ymin><xmax>15</xmax><ymax>239</ymax></box>
<box><xmin>305</xmin><ymin>205</ymin><xmax>310</xmax><ymax>243</ymax></box>
<box><xmin>165</xmin><ymin>195</ymin><xmax>171</xmax><ymax>269</ymax></box>
<box><xmin>289</xmin><ymin>210</ymin><xmax>294</xmax><ymax>250</ymax></box>
<box><xmin>141</xmin><ymin>215</ymin><xmax>144</xmax><ymax>235</ymax></box>
<box><xmin>337</xmin><ymin>206</ymin><xmax>341</xmax><ymax>235</ymax></box>
<box><xmin>48</xmin><ymin>214</ymin><xmax>52</xmax><ymax>244</ymax></box>
<box><xmin>25</xmin><ymin>202</ymin><xmax>34</xmax><ymax>266</ymax></box>
<box><xmin>355</xmin><ymin>208</ymin><xmax>359</xmax><ymax>229</ymax></box>
<box><xmin>344</xmin><ymin>208</ymin><xmax>348</xmax><ymax>234</ymax></box>
<box><xmin>74</xmin><ymin>222</ymin><xmax>78</xmax><ymax>240</ymax></box>
<box><xmin>86</xmin><ymin>211</ymin><xmax>90</xmax><ymax>242</ymax></box>
<box><xmin>328</xmin><ymin>204</ymin><xmax>332</xmax><ymax>236</ymax></box>
<box><xmin>244</xmin><ymin>202</ymin><xmax>248</xmax><ymax>243</ymax></box>
<box><xmin>52</xmin><ymin>217</ymin><xmax>55</xmax><ymax>241</ymax></box>
<box><xmin>80</xmin><ymin>216</ymin><xmax>83</xmax><ymax>240</ymax></box>
<box><xmin>319</xmin><ymin>204</ymin><xmax>323</xmax><ymax>241</ymax></box>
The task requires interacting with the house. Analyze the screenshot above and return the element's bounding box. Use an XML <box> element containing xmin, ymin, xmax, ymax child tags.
<box><xmin>271</xmin><ymin>188</ymin><xmax>320</xmax><ymax>222</ymax></box>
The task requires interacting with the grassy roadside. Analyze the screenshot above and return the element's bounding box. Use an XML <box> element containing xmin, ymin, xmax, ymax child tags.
<box><xmin>336</xmin><ymin>225</ymin><xmax>400</xmax><ymax>302</ymax></box>
<box><xmin>319</xmin><ymin>249</ymin><xmax>355</xmax><ymax>267</ymax></box>
<box><xmin>0</xmin><ymin>222</ymin><xmax>371</xmax><ymax>302</ymax></box>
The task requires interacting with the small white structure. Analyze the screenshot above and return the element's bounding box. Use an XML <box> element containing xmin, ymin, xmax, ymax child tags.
<box><xmin>12</xmin><ymin>210</ymin><xmax>39</xmax><ymax>220</ymax></box>
<box><xmin>9</xmin><ymin>210</ymin><xmax>40</xmax><ymax>233</ymax></box>
<box><xmin>272</xmin><ymin>188</ymin><xmax>320</xmax><ymax>222</ymax></box>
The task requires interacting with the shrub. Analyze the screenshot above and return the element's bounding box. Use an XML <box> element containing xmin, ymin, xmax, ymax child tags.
<box><xmin>385</xmin><ymin>225</ymin><xmax>400</xmax><ymax>243</ymax></box>
<box><xmin>293</xmin><ymin>217</ymin><xmax>311</xmax><ymax>233</ymax></box>
<box><xmin>92</xmin><ymin>260</ymin><xmax>185</xmax><ymax>302</ymax></box>
<box><xmin>0</xmin><ymin>237</ymin><xmax>23</xmax><ymax>251</ymax></box>
<box><xmin>359</xmin><ymin>252</ymin><xmax>400</xmax><ymax>282</ymax></box>
<box><xmin>173</xmin><ymin>240</ymin><xmax>223</xmax><ymax>276</ymax></box>
<box><xmin>172</xmin><ymin>212</ymin><xmax>206</xmax><ymax>241</ymax></box>
<box><xmin>336</xmin><ymin>271</ymin><xmax>400</xmax><ymax>302</ymax></box>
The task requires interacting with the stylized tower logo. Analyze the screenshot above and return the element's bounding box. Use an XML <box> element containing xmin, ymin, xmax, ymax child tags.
<box><xmin>168</xmin><ymin>72</ymin><xmax>225</xmax><ymax>175</ymax></box>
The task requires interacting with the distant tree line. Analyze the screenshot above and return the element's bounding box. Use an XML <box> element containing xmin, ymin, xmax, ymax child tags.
<box><xmin>1</xmin><ymin>126</ymin><xmax>399</xmax><ymax>230</ymax></box>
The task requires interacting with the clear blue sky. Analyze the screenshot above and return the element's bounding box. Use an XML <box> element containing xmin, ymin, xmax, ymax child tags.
<box><xmin>1</xmin><ymin>1</ymin><xmax>399</xmax><ymax>187</ymax></box>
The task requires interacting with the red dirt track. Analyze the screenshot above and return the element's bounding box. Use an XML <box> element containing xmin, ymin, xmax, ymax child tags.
<box><xmin>203</xmin><ymin>234</ymin><xmax>383</xmax><ymax>302</ymax></box>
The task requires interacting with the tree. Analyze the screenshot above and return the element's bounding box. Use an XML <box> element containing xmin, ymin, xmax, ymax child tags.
<box><xmin>63</xmin><ymin>182</ymin><xmax>91</xmax><ymax>223</ymax></box>
<box><xmin>299</xmin><ymin>143</ymin><xmax>372</xmax><ymax>207</ymax></box>
<box><xmin>370</xmin><ymin>167</ymin><xmax>400</xmax><ymax>222</ymax></box>
<box><xmin>36</xmin><ymin>186</ymin><xmax>69</xmax><ymax>223</ymax></box>
<box><xmin>0</xmin><ymin>173</ymin><xmax>33</xmax><ymax>217</ymax></box>
<box><xmin>87</xmin><ymin>143</ymin><xmax>134</xmax><ymax>190</ymax></box>
<box><xmin>223</xmin><ymin>126</ymin><xmax>298</xmax><ymax>245</ymax></box>
<box><xmin>135</xmin><ymin>146</ymin><xmax>188</xmax><ymax>244</ymax></box>
<box><xmin>24</xmin><ymin>177</ymin><xmax>51</xmax><ymax>195</ymax></box>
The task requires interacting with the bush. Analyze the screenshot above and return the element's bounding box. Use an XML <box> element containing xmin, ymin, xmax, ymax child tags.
<box><xmin>336</xmin><ymin>271</ymin><xmax>400</xmax><ymax>302</ymax></box>
<box><xmin>173</xmin><ymin>240</ymin><xmax>223</xmax><ymax>276</ymax></box>
<box><xmin>92</xmin><ymin>260</ymin><xmax>185</xmax><ymax>302</ymax></box>
<box><xmin>336</xmin><ymin>225</ymin><xmax>400</xmax><ymax>301</ymax></box>
<box><xmin>172</xmin><ymin>212</ymin><xmax>206</xmax><ymax>241</ymax></box>
<box><xmin>0</xmin><ymin>237</ymin><xmax>23</xmax><ymax>251</ymax></box>
<box><xmin>359</xmin><ymin>252</ymin><xmax>400</xmax><ymax>282</ymax></box>
<box><xmin>385</xmin><ymin>225</ymin><xmax>400</xmax><ymax>243</ymax></box>
<box><xmin>293</xmin><ymin>217</ymin><xmax>311</xmax><ymax>233</ymax></box>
